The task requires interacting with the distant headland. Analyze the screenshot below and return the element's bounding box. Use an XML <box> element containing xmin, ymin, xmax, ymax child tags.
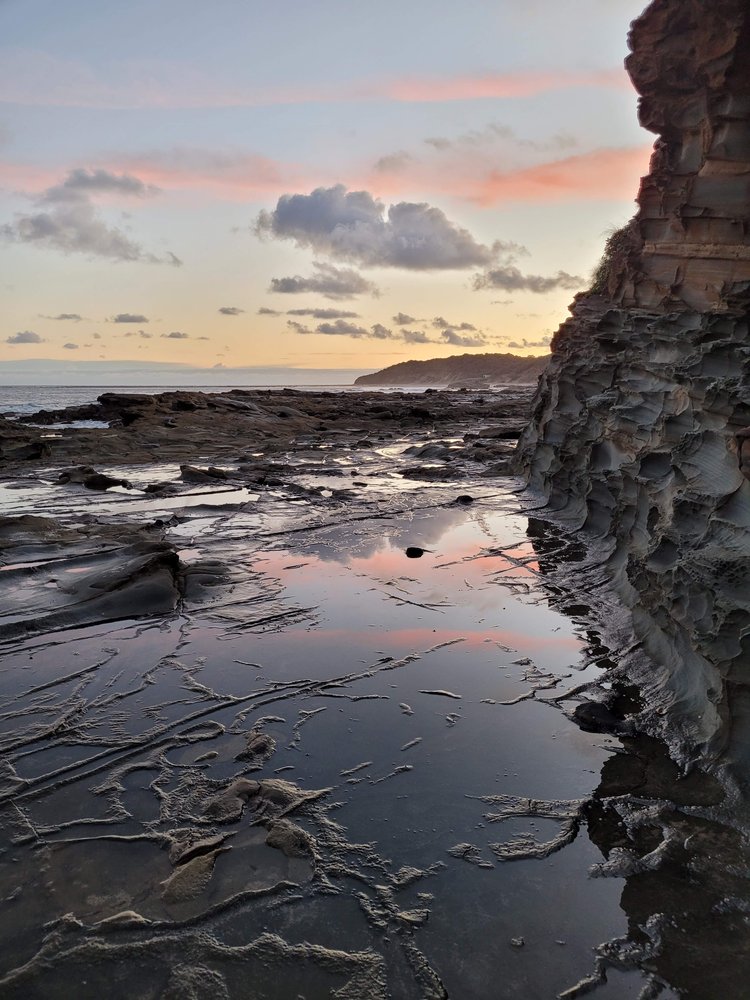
<box><xmin>354</xmin><ymin>352</ymin><xmax>549</xmax><ymax>387</ymax></box>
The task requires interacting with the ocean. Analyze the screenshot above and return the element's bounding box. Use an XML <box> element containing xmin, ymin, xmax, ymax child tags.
<box><xmin>0</xmin><ymin>382</ymin><xmax>428</xmax><ymax>417</ymax></box>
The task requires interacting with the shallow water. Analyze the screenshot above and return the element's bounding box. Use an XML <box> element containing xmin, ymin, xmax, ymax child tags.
<box><xmin>0</xmin><ymin>440</ymin><xmax>706</xmax><ymax>998</ymax></box>
<box><xmin>10</xmin><ymin>426</ymin><xmax>745</xmax><ymax>1000</ymax></box>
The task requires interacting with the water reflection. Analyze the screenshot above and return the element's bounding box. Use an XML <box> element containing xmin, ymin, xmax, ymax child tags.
<box><xmin>0</xmin><ymin>480</ymin><xmax>637</xmax><ymax>999</ymax></box>
<box><xmin>525</xmin><ymin>515</ymin><xmax>750</xmax><ymax>999</ymax></box>
<box><xmin>7</xmin><ymin>464</ymin><xmax>744</xmax><ymax>996</ymax></box>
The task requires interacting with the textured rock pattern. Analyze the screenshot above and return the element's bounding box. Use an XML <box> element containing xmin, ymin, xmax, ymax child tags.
<box><xmin>518</xmin><ymin>0</ymin><xmax>750</xmax><ymax>764</ymax></box>
<box><xmin>613</xmin><ymin>0</ymin><xmax>750</xmax><ymax>312</ymax></box>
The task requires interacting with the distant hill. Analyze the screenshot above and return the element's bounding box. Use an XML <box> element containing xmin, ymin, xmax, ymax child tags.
<box><xmin>354</xmin><ymin>352</ymin><xmax>549</xmax><ymax>387</ymax></box>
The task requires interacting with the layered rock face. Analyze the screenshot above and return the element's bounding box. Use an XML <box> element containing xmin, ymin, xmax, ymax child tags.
<box><xmin>517</xmin><ymin>0</ymin><xmax>750</xmax><ymax>765</ymax></box>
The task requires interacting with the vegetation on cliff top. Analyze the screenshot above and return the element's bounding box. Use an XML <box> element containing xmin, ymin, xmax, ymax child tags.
<box><xmin>354</xmin><ymin>352</ymin><xmax>548</xmax><ymax>386</ymax></box>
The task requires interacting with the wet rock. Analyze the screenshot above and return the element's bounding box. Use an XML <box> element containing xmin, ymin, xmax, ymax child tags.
<box><xmin>84</xmin><ymin>472</ymin><xmax>132</xmax><ymax>491</ymax></box>
<box><xmin>203</xmin><ymin>777</ymin><xmax>260</xmax><ymax>823</ymax></box>
<box><xmin>168</xmin><ymin>831</ymin><xmax>232</xmax><ymax>866</ymax></box>
<box><xmin>265</xmin><ymin>818</ymin><xmax>313</xmax><ymax>858</ymax></box>
<box><xmin>180</xmin><ymin>464</ymin><xmax>229</xmax><ymax>482</ymax></box>
<box><xmin>160</xmin><ymin>848</ymin><xmax>225</xmax><ymax>904</ymax></box>
<box><xmin>144</xmin><ymin>481</ymin><xmax>178</xmax><ymax>495</ymax></box>
<box><xmin>94</xmin><ymin>910</ymin><xmax>152</xmax><ymax>929</ymax></box>
<box><xmin>396</xmin><ymin>908</ymin><xmax>429</xmax><ymax>928</ymax></box>
<box><xmin>3</xmin><ymin>441</ymin><xmax>51</xmax><ymax>461</ymax></box>
<box><xmin>405</xmin><ymin>547</ymin><xmax>426</xmax><ymax>558</ymax></box>
<box><xmin>256</xmin><ymin>778</ymin><xmax>331</xmax><ymax>815</ymax></box>
<box><xmin>57</xmin><ymin>466</ymin><xmax>132</xmax><ymax>490</ymax></box>
<box><xmin>180</xmin><ymin>559</ymin><xmax>230</xmax><ymax>602</ymax></box>
<box><xmin>402</xmin><ymin>443</ymin><xmax>456</xmax><ymax>461</ymax></box>
<box><xmin>0</xmin><ymin>525</ymin><xmax>182</xmax><ymax>641</ymax></box>
<box><xmin>401</xmin><ymin>465</ymin><xmax>459</xmax><ymax>481</ymax></box>
<box><xmin>162</xmin><ymin>966</ymin><xmax>230</xmax><ymax>1000</ymax></box>
<box><xmin>573</xmin><ymin>701</ymin><xmax>631</xmax><ymax>735</ymax></box>
<box><xmin>236</xmin><ymin>730</ymin><xmax>277</xmax><ymax>765</ymax></box>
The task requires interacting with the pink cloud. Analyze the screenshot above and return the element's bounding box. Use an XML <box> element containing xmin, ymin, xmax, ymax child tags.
<box><xmin>0</xmin><ymin>153</ymin><xmax>317</xmax><ymax>204</ymax></box>
<box><xmin>111</xmin><ymin>150</ymin><xmax>310</xmax><ymax>201</ymax></box>
<box><xmin>0</xmin><ymin>49</ymin><xmax>630</xmax><ymax>110</ymax></box>
<box><xmin>360</xmin><ymin>145</ymin><xmax>653</xmax><ymax>206</ymax></box>
<box><xmin>1</xmin><ymin>145</ymin><xmax>652</xmax><ymax>210</ymax></box>
<box><xmin>0</xmin><ymin>162</ymin><xmax>63</xmax><ymax>192</ymax></box>
<box><xmin>381</xmin><ymin>69</ymin><xmax>630</xmax><ymax>103</ymax></box>
<box><xmin>470</xmin><ymin>145</ymin><xmax>653</xmax><ymax>204</ymax></box>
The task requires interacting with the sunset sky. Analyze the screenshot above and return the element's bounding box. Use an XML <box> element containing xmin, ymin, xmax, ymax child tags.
<box><xmin>0</xmin><ymin>0</ymin><xmax>651</xmax><ymax>380</ymax></box>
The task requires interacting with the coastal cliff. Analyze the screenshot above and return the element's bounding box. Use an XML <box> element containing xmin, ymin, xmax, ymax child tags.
<box><xmin>517</xmin><ymin>0</ymin><xmax>750</xmax><ymax>765</ymax></box>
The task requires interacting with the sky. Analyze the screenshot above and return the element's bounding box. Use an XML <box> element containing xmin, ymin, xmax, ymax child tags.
<box><xmin>0</xmin><ymin>0</ymin><xmax>652</xmax><ymax>381</ymax></box>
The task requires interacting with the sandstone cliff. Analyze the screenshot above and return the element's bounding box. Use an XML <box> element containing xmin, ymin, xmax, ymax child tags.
<box><xmin>517</xmin><ymin>0</ymin><xmax>750</xmax><ymax>767</ymax></box>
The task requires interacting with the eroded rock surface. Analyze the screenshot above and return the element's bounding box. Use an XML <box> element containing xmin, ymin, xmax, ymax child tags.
<box><xmin>518</xmin><ymin>0</ymin><xmax>750</xmax><ymax>765</ymax></box>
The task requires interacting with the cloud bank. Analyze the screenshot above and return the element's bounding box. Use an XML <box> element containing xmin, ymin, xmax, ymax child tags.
<box><xmin>285</xmin><ymin>318</ymin><xmax>489</xmax><ymax>348</ymax></box>
<box><xmin>286</xmin><ymin>308</ymin><xmax>360</xmax><ymax>320</ymax></box>
<box><xmin>112</xmin><ymin>313</ymin><xmax>149</xmax><ymax>323</ymax></box>
<box><xmin>269</xmin><ymin>262</ymin><xmax>378</xmax><ymax>300</ymax></box>
<box><xmin>473</xmin><ymin>265</ymin><xmax>583</xmax><ymax>293</ymax></box>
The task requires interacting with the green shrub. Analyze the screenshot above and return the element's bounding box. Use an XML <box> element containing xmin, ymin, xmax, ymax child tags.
<box><xmin>590</xmin><ymin>218</ymin><xmax>640</xmax><ymax>294</ymax></box>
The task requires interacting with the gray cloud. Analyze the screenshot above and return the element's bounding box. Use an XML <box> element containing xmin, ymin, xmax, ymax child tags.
<box><xmin>370</xmin><ymin>323</ymin><xmax>392</xmax><ymax>340</ymax></box>
<box><xmin>424</xmin><ymin>123</ymin><xmax>577</xmax><ymax>154</ymax></box>
<box><xmin>401</xmin><ymin>328</ymin><xmax>433</xmax><ymax>344</ymax></box>
<box><xmin>41</xmin><ymin>168</ymin><xmax>160</xmax><ymax>204</ymax></box>
<box><xmin>257</xmin><ymin>184</ymin><xmax>495</xmax><ymax>270</ymax></box>
<box><xmin>373</xmin><ymin>151</ymin><xmax>411</xmax><ymax>174</ymax></box>
<box><xmin>1</xmin><ymin>168</ymin><xmax>180</xmax><ymax>266</ymax></box>
<box><xmin>286</xmin><ymin>320</ymin><xmax>312</xmax><ymax>335</ymax></box>
<box><xmin>393</xmin><ymin>312</ymin><xmax>418</xmax><ymax>326</ymax></box>
<box><xmin>112</xmin><ymin>313</ymin><xmax>149</xmax><ymax>323</ymax></box>
<box><xmin>6</xmin><ymin>330</ymin><xmax>43</xmax><ymax>344</ymax></box>
<box><xmin>287</xmin><ymin>318</ymin><xmax>395</xmax><ymax>341</ymax></box>
<box><xmin>440</xmin><ymin>328</ymin><xmax>487</xmax><ymax>347</ymax></box>
<box><xmin>161</xmin><ymin>331</ymin><xmax>189</xmax><ymax>339</ymax></box>
<box><xmin>432</xmin><ymin>316</ymin><xmax>477</xmax><ymax>331</ymax></box>
<box><xmin>92</xmin><ymin>332</ymin><xmax>102</xmax><ymax>339</ymax></box>
<box><xmin>507</xmin><ymin>336</ymin><xmax>552</xmax><ymax>349</ymax></box>
<box><xmin>219</xmin><ymin>306</ymin><xmax>244</xmax><ymax>315</ymax></box>
<box><xmin>41</xmin><ymin>312</ymin><xmax>83</xmax><ymax>322</ymax></box>
<box><xmin>258</xmin><ymin>307</ymin><xmax>282</xmax><ymax>315</ymax></box>
<box><xmin>63</xmin><ymin>342</ymin><xmax>79</xmax><ymax>349</ymax></box>
<box><xmin>285</xmin><ymin>318</ymin><xmax>482</xmax><ymax>348</ymax></box>
<box><xmin>270</xmin><ymin>262</ymin><xmax>379</xmax><ymax>300</ymax></box>
<box><xmin>316</xmin><ymin>320</ymin><xmax>373</xmax><ymax>338</ymax></box>
<box><xmin>286</xmin><ymin>308</ymin><xmax>359</xmax><ymax>320</ymax></box>
<box><xmin>473</xmin><ymin>266</ymin><xmax>583</xmax><ymax>293</ymax></box>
